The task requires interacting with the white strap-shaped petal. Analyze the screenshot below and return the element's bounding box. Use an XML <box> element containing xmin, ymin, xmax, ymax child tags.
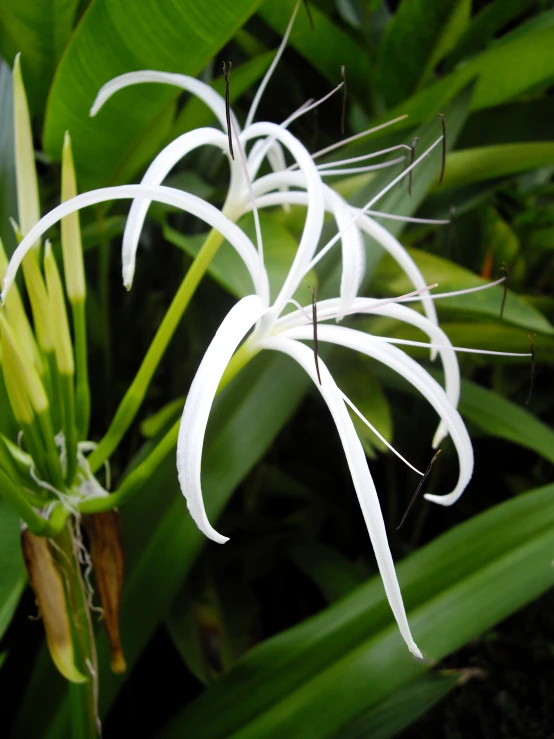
<box><xmin>245</xmin><ymin>172</ymin><xmax>365</xmax><ymax>320</ymax></box>
<box><xmin>355</xmin><ymin>212</ymin><xmax>439</xmax><ymax>355</ymax></box>
<box><xmin>1</xmin><ymin>184</ymin><xmax>270</xmax><ymax>306</ymax></box>
<box><xmin>247</xmin><ymin>138</ymin><xmax>291</xmax><ymax>212</ymax></box>
<box><xmin>120</xmin><ymin>127</ymin><xmax>230</xmax><ymax>288</ymax></box>
<box><xmin>240</xmin><ymin>123</ymin><xmax>325</xmax><ymax>321</ymax></box>
<box><xmin>90</xmin><ymin>71</ymin><xmax>236</xmax><ymax>133</ymax></box>
<box><xmin>249</xmin><ymin>170</ymin><xmax>437</xmax><ymax>333</ymax></box>
<box><xmin>259</xmin><ymin>334</ymin><xmax>422</xmax><ymax>659</ymax></box>
<box><xmin>275</xmin><ymin>296</ymin><xmax>460</xmax><ymax>447</ymax></box>
<box><xmin>177</xmin><ymin>295</ymin><xmax>266</xmax><ymax>544</ymax></box>
<box><xmin>280</xmin><ymin>324</ymin><xmax>473</xmax><ymax>506</ymax></box>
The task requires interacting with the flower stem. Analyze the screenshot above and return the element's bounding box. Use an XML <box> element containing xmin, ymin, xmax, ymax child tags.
<box><xmin>81</xmin><ymin>338</ymin><xmax>260</xmax><ymax>514</ymax></box>
<box><xmin>0</xmin><ymin>467</ymin><xmax>64</xmax><ymax>536</ymax></box>
<box><xmin>87</xmin><ymin>227</ymin><xmax>225</xmax><ymax>474</ymax></box>
<box><xmin>72</xmin><ymin>300</ymin><xmax>90</xmax><ymax>441</ymax></box>
<box><xmin>61</xmin><ymin>373</ymin><xmax>78</xmax><ymax>485</ymax></box>
<box><xmin>55</xmin><ymin>522</ymin><xmax>100</xmax><ymax>738</ymax></box>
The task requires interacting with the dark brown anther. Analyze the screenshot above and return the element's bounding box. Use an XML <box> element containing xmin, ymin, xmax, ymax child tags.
<box><xmin>499</xmin><ymin>262</ymin><xmax>509</xmax><ymax>320</ymax></box>
<box><xmin>397</xmin><ymin>449</ymin><xmax>442</xmax><ymax>531</ymax></box>
<box><xmin>340</xmin><ymin>65</ymin><xmax>347</xmax><ymax>135</ymax></box>
<box><xmin>83</xmin><ymin>511</ymin><xmax>126</xmax><ymax>674</ymax></box>
<box><xmin>407</xmin><ymin>136</ymin><xmax>420</xmax><ymax>196</ymax></box>
<box><xmin>21</xmin><ymin>529</ymin><xmax>86</xmax><ymax>683</ymax></box>
<box><xmin>526</xmin><ymin>333</ymin><xmax>536</xmax><ymax>406</ymax></box>
<box><xmin>310</xmin><ymin>285</ymin><xmax>322</xmax><ymax>385</ymax></box>
<box><xmin>438</xmin><ymin>113</ymin><xmax>446</xmax><ymax>185</ymax></box>
<box><xmin>303</xmin><ymin>0</ymin><xmax>314</xmax><ymax>30</ymax></box>
<box><xmin>222</xmin><ymin>61</ymin><xmax>234</xmax><ymax>161</ymax></box>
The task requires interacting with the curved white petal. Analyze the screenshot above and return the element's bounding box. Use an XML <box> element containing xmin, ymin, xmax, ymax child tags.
<box><xmin>276</xmin><ymin>296</ymin><xmax>460</xmax><ymax>447</ymax></box>
<box><xmin>243</xmin><ymin>172</ymin><xmax>365</xmax><ymax>319</ymax></box>
<box><xmin>90</xmin><ymin>71</ymin><xmax>233</xmax><ymax>132</ymax></box>
<box><xmin>240</xmin><ymin>123</ymin><xmax>325</xmax><ymax>320</ymax></box>
<box><xmin>280</xmin><ymin>323</ymin><xmax>473</xmax><ymax>506</ymax></box>
<box><xmin>259</xmin><ymin>334</ymin><xmax>422</xmax><ymax>659</ymax></box>
<box><xmin>178</xmin><ymin>295</ymin><xmax>266</xmax><ymax>543</ymax></box>
<box><xmin>2</xmin><ymin>184</ymin><xmax>269</xmax><ymax>306</ymax></box>
<box><xmin>354</xmin><ymin>212</ymin><xmax>439</xmax><ymax>355</ymax></box>
<box><xmin>121</xmin><ymin>127</ymin><xmax>229</xmax><ymax>288</ymax></box>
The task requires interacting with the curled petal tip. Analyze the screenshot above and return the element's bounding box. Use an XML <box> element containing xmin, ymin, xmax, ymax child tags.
<box><xmin>201</xmin><ymin>524</ymin><xmax>229</xmax><ymax>545</ymax></box>
<box><xmin>424</xmin><ymin>492</ymin><xmax>456</xmax><ymax>507</ymax></box>
<box><xmin>410</xmin><ymin>644</ymin><xmax>424</xmax><ymax>661</ymax></box>
<box><xmin>89</xmin><ymin>95</ymin><xmax>103</xmax><ymax>117</ymax></box>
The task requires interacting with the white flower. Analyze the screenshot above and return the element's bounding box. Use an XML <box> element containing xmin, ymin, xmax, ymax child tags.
<box><xmin>1</xmin><ymin>4</ymin><xmax>525</xmax><ymax>660</ymax></box>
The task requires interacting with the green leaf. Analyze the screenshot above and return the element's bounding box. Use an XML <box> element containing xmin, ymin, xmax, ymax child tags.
<box><xmin>372</xmin><ymin>247</ymin><xmax>554</xmax><ymax>335</ymax></box>
<box><xmin>348</xmin><ymin>85</ymin><xmax>473</xmax><ymax>239</ymax></box>
<box><xmin>446</xmin><ymin>0</ymin><xmax>536</xmax><ymax>70</ymax></box>
<box><xmin>258</xmin><ymin>0</ymin><xmax>371</xmax><ymax>103</ymax></box>
<box><xmin>0</xmin><ymin>58</ymin><xmax>17</xmax><ymax>254</ymax></box>
<box><xmin>164</xmin><ymin>212</ymin><xmax>317</xmax><ymax>302</ymax></box>
<box><xmin>389</xmin><ymin>24</ymin><xmax>554</xmax><ymax>125</ymax></box>
<box><xmin>439</xmin><ymin>143</ymin><xmax>554</xmax><ymax>189</ymax></box>
<box><xmin>338</xmin><ymin>673</ymin><xmax>457</xmax><ymax>739</ymax></box>
<box><xmin>0</xmin><ymin>498</ymin><xmax>26</xmax><ymax>642</ymax></box>
<box><xmin>160</xmin><ymin>482</ymin><xmax>554</xmax><ymax>737</ymax></box>
<box><xmin>167</xmin><ymin>566</ymin><xmax>259</xmax><ymax>682</ymax></box>
<box><xmin>289</xmin><ymin>542</ymin><xmax>368</xmax><ymax>602</ymax></box>
<box><xmin>42</xmin><ymin>0</ymin><xmax>263</xmax><ymax>189</ymax></box>
<box><xmin>457</xmin><ymin>99</ymin><xmax>554</xmax><ymax>148</ymax></box>
<box><xmin>369</xmin><ymin>320</ymin><xmax>548</xmax><ymax>364</ymax></box>
<box><xmin>0</xmin><ymin>0</ymin><xmax>80</xmax><ymax>115</ymax></box>
<box><xmin>377</xmin><ymin>0</ymin><xmax>470</xmax><ymax>107</ymax></box>
<box><xmin>330</xmin><ymin>354</ymin><xmax>392</xmax><ymax>458</ymax></box>
<box><xmin>456</xmin><ymin>377</ymin><xmax>554</xmax><ymax>465</ymax></box>
<box><xmin>169</xmin><ymin>53</ymin><xmax>273</xmax><ymax>139</ymax></box>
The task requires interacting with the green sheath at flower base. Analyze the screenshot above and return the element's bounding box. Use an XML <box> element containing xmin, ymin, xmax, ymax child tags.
<box><xmin>12</xmin><ymin>55</ymin><xmax>40</xmax><ymax>239</ymax></box>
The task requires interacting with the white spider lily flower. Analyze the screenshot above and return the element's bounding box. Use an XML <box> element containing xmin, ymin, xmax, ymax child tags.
<box><xmin>87</xmin><ymin>54</ymin><xmax>439</xmax><ymax>331</ymax></box>
<box><xmin>1</xmin><ymin>158</ymin><xmax>465</xmax><ymax>662</ymax></box>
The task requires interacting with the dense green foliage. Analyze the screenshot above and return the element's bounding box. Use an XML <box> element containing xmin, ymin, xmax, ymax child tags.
<box><xmin>0</xmin><ymin>1</ymin><xmax>553</xmax><ymax>736</ymax></box>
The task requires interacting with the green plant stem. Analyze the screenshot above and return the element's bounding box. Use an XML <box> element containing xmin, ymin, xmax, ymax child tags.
<box><xmin>22</xmin><ymin>417</ymin><xmax>50</xmax><ymax>480</ymax></box>
<box><xmin>0</xmin><ymin>467</ymin><xmax>61</xmax><ymax>536</ymax></box>
<box><xmin>61</xmin><ymin>373</ymin><xmax>77</xmax><ymax>485</ymax></box>
<box><xmin>55</xmin><ymin>522</ymin><xmax>99</xmax><ymax>739</ymax></box>
<box><xmin>36</xmin><ymin>410</ymin><xmax>65</xmax><ymax>490</ymax></box>
<box><xmin>80</xmin><ymin>337</ymin><xmax>259</xmax><ymax>514</ymax></box>
<box><xmin>88</xmin><ymin>227</ymin><xmax>225</xmax><ymax>474</ymax></box>
<box><xmin>80</xmin><ymin>419</ymin><xmax>180</xmax><ymax>513</ymax></box>
<box><xmin>96</xmin><ymin>208</ymin><xmax>112</xmax><ymax>412</ymax></box>
<box><xmin>72</xmin><ymin>300</ymin><xmax>90</xmax><ymax>440</ymax></box>
<box><xmin>45</xmin><ymin>351</ymin><xmax>63</xmax><ymax>434</ymax></box>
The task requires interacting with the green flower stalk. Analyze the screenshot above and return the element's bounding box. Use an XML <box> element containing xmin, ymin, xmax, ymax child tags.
<box><xmin>62</xmin><ymin>132</ymin><xmax>90</xmax><ymax>439</ymax></box>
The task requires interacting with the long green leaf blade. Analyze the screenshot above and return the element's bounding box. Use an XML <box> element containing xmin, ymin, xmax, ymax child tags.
<box><xmin>43</xmin><ymin>0</ymin><xmax>263</xmax><ymax>189</ymax></box>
